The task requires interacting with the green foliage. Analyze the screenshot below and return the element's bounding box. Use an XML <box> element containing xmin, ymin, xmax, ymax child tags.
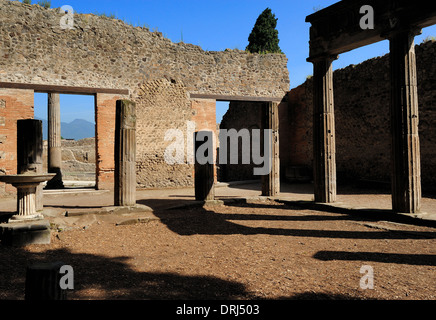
<box><xmin>93</xmin><ymin>11</ymin><xmax>117</xmax><ymax>19</ymax></box>
<box><xmin>37</xmin><ymin>0</ymin><xmax>50</xmax><ymax>8</ymax></box>
<box><xmin>22</xmin><ymin>0</ymin><xmax>32</xmax><ymax>4</ymax></box>
<box><xmin>246</xmin><ymin>8</ymin><xmax>283</xmax><ymax>54</ymax></box>
<box><xmin>422</xmin><ymin>36</ymin><xmax>436</xmax><ymax>43</ymax></box>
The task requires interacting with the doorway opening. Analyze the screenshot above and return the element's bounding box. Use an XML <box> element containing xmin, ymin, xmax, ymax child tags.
<box><xmin>34</xmin><ymin>93</ymin><xmax>96</xmax><ymax>189</ymax></box>
<box><xmin>216</xmin><ymin>101</ymin><xmax>229</xmax><ymax>183</ymax></box>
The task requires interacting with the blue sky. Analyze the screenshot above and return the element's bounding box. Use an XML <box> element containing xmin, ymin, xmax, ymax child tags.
<box><xmin>33</xmin><ymin>0</ymin><xmax>436</xmax><ymax>124</ymax></box>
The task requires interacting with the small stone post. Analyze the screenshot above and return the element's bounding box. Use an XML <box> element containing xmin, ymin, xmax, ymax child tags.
<box><xmin>261</xmin><ymin>101</ymin><xmax>280</xmax><ymax>197</ymax></box>
<box><xmin>194</xmin><ymin>131</ymin><xmax>215</xmax><ymax>201</ymax></box>
<box><xmin>17</xmin><ymin>119</ymin><xmax>43</xmax><ymax>212</ymax></box>
<box><xmin>25</xmin><ymin>262</ymin><xmax>67</xmax><ymax>300</ymax></box>
<box><xmin>114</xmin><ymin>100</ymin><xmax>137</xmax><ymax>207</ymax></box>
<box><xmin>46</xmin><ymin>93</ymin><xmax>64</xmax><ymax>189</ymax></box>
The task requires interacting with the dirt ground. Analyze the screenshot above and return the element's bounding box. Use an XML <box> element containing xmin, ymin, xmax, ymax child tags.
<box><xmin>0</xmin><ymin>182</ymin><xmax>435</xmax><ymax>301</ymax></box>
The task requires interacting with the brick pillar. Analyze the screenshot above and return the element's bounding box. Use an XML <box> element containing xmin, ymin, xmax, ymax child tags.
<box><xmin>46</xmin><ymin>93</ymin><xmax>64</xmax><ymax>189</ymax></box>
<box><xmin>261</xmin><ymin>101</ymin><xmax>280</xmax><ymax>197</ymax></box>
<box><xmin>194</xmin><ymin>131</ymin><xmax>215</xmax><ymax>201</ymax></box>
<box><xmin>114</xmin><ymin>100</ymin><xmax>136</xmax><ymax>207</ymax></box>
<box><xmin>0</xmin><ymin>89</ymin><xmax>34</xmax><ymax>196</ymax></box>
<box><xmin>389</xmin><ymin>29</ymin><xmax>422</xmax><ymax>213</ymax></box>
<box><xmin>311</xmin><ymin>55</ymin><xmax>338</xmax><ymax>203</ymax></box>
<box><xmin>95</xmin><ymin>93</ymin><xmax>121</xmax><ymax>191</ymax></box>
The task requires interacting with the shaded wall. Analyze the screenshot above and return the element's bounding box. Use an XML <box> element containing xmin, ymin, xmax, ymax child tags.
<box><xmin>286</xmin><ymin>40</ymin><xmax>436</xmax><ymax>192</ymax></box>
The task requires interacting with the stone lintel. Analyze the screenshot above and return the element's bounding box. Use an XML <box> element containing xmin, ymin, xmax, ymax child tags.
<box><xmin>306</xmin><ymin>0</ymin><xmax>436</xmax><ymax>59</ymax></box>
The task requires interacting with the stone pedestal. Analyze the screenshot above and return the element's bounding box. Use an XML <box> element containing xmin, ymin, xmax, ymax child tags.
<box><xmin>194</xmin><ymin>131</ymin><xmax>215</xmax><ymax>201</ymax></box>
<box><xmin>311</xmin><ymin>55</ymin><xmax>338</xmax><ymax>203</ymax></box>
<box><xmin>389</xmin><ymin>30</ymin><xmax>422</xmax><ymax>213</ymax></box>
<box><xmin>46</xmin><ymin>93</ymin><xmax>64</xmax><ymax>189</ymax></box>
<box><xmin>261</xmin><ymin>101</ymin><xmax>280</xmax><ymax>197</ymax></box>
<box><xmin>114</xmin><ymin>100</ymin><xmax>137</xmax><ymax>207</ymax></box>
<box><xmin>0</xmin><ymin>174</ymin><xmax>55</xmax><ymax>223</ymax></box>
<box><xmin>17</xmin><ymin>119</ymin><xmax>44</xmax><ymax>211</ymax></box>
<box><xmin>0</xmin><ymin>220</ymin><xmax>51</xmax><ymax>247</ymax></box>
<box><xmin>0</xmin><ymin>174</ymin><xmax>54</xmax><ymax>246</ymax></box>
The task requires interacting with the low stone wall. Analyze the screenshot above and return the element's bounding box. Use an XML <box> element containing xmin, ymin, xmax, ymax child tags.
<box><xmin>43</xmin><ymin>138</ymin><xmax>96</xmax><ymax>181</ymax></box>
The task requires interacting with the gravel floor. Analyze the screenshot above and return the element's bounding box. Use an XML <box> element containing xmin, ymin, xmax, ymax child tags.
<box><xmin>0</xmin><ymin>198</ymin><xmax>434</xmax><ymax>300</ymax></box>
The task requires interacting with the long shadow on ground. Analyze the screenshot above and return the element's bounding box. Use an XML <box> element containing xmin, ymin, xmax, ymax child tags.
<box><xmin>0</xmin><ymin>246</ymin><xmax>252</xmax><ymax>300</ymax></box>
<box><xmin>138</xmin><ymin>198</ymin><xmax>436</xmax><ymax>240</ymax></box>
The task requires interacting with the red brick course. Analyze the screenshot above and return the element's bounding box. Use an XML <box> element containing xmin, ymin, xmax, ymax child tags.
<box><xmin>0</xmin><ymin>88</ymin><xmax>34</xmax><ymax>195</ymax></box>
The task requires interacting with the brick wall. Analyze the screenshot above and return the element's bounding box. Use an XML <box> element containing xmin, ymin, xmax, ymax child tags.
<box><xmin>95</xmin><ymin>93</ymin><xmax>122</xmax><ymax>190</ymax></box>
<box><xmin>0</xmin><ymin>88</ymin><xmax>34</xmax><ymax>196</ymax></box>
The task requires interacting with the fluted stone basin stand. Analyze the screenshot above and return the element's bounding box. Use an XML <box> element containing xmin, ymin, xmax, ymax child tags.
<box><xmin>0</xmin><ymin>174</ymin><xmax>55</xmax><ymax>222</ymax></box>
<box><xmin>0</xmin><ymin>174</ymin><xmax>55</xmax><ymax>246</ymax></box>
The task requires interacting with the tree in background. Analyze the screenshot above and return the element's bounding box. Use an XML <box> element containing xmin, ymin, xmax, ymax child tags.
<box><xmin>246</xmin><ymin>8</ymin><xmax>283</xmax><ymax>54</ymax></box>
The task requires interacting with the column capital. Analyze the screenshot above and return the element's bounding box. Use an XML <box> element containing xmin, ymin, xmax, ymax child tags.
<box><xmin>307</xmin><ymin>53</ymin><xmax>339</xmax><ymax>64</ymax></box>
<box><xmin>382</xmin><ymin>26</ymin><xmax>422</xmax><ymax>41</ymax></box>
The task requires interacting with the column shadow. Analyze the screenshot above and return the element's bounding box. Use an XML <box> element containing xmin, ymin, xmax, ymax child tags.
<box><xmin>138</xmin><ymin>199</ymin><xmax>436</xmax><ymax>240</ymax></box>
<box><xmin>313</xmin><ymin>251</ymin><xmax>436</xmax><ymax>266</ymax></box>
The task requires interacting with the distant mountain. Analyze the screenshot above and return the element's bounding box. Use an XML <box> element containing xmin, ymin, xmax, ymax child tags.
<box><xmin>36</xmin><ymin>118</ymin><xmax>95</xmax><ymax>141</ymax></box>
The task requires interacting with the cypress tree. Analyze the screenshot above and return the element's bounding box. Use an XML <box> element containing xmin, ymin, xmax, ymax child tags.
<box><xmin>246</xmin><ymin>8</ymin><xmax>283</xmax><ymax>54</ymax></box>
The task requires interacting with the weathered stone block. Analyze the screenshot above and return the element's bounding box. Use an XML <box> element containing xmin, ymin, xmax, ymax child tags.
<box><xmin>0</xmin><ymin>220</ymin><xmax>51</xmax><ymax>246</ymax></box>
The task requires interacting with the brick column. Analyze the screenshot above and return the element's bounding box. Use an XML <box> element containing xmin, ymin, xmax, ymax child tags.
<box><xmin>261</xmin><ymin>101</ymin><xmax>280</xmax><ymax>197</ymax></box>
<box><xmin>46</xmin><ymin>93</ymin><xmax>64</xmax><ymax>189</ymax></box>
<box><xmin>310</xmin><ymin>55</ymin><xmax>338</xmax><ymax>203</ymax></box>
<box><xmin>95</xmin><ymin>93</ymin><xmax>121</xmax><ymax>191</ymax></box>
<box><xmin>389</xmin><ymin>29</ymin><xmax>422</xmax><ymax>213</ymax></box>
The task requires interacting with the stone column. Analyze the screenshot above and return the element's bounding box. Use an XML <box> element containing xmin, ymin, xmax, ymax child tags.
<box><xmin>17</xmin><ymin>119</ymin><xmax>43</xmax><ymax>212</ymax></box>
<box><xmin>261</xmin><ymin>101</ymin><xmax>280</xmax><ymax>197</ymax></box>
<box><xmin>114</xmin><ymin>100</ymin><xmax>137</xmax><ymax>207</ymax></box>
<box><xmin>46</xmin><ymin>93</ymin><xmax>64</xmax><ymax>189</ymax></box>
<box><xmin>311</xmin><ymin>55</ymin><xmax>338</xmax><ymax>203</ymax></box>
<box><xmin>194</xmin><ymin>131</ymin><xmax>215</xmax><ymax>201</ymax></box>
<box><xmin>389</xmin><ymin>29</ymin><xmax>422</xmax><ymax>213</ymax></box>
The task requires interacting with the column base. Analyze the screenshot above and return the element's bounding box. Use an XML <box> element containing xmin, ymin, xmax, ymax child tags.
<box><xmin>9</xmin><ymin>214</ymin><xmax>44</xmax><ymax>224</ymax></box>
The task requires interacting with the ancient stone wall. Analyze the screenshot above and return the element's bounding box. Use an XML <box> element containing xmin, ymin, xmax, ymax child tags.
<box><xmin>286</xmin><ymin>39</ymin><xmax>436</xmax><ymax>191</ymax></box>
<box><xmin>43</xmin><ymin>138</ymin><xmax>96</xmax><ymax>182</ymax></box>
<box><xmin>0</xmin><ymin>0</ymin><xmax>289</xmax><ymax>193</ymax></box>
<box><xmin>219</xmin><ymin>40</ymin><xmax>436</xmax><ymax>192</ymax></box>
<box><xmin>0</xmin><ymin>0</ymin><xmax>289</xmax><ymax>97</ymax></box>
